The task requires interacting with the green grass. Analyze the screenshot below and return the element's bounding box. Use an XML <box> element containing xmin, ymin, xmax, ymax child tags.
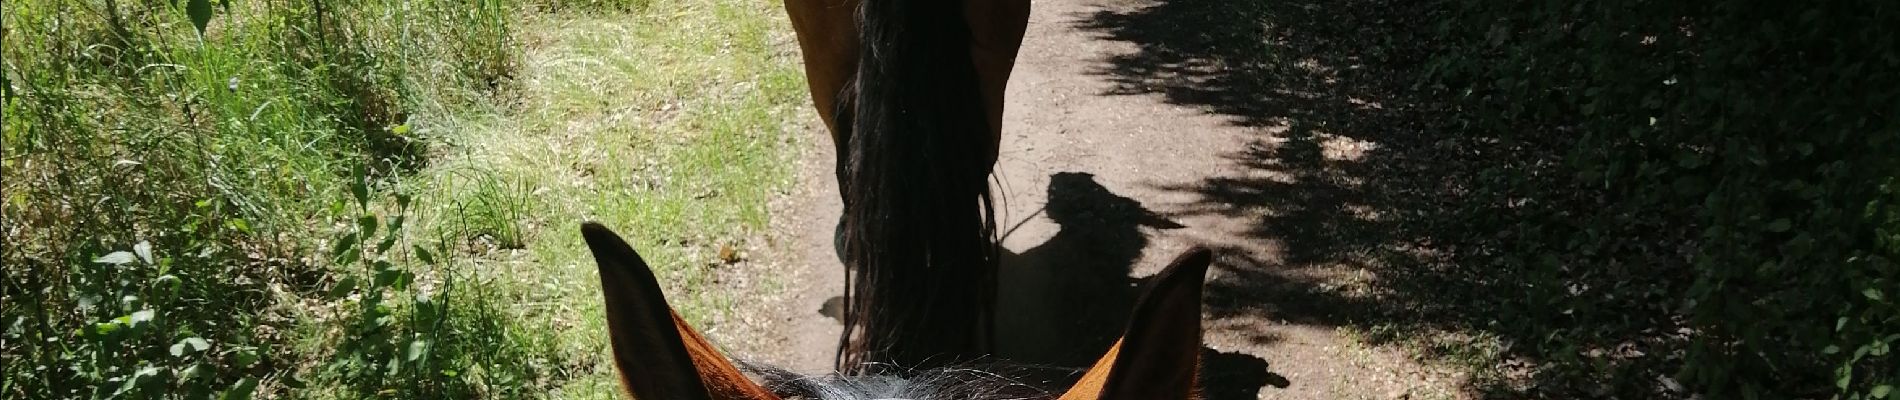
<box><xmin>1</xmin><ymin>0</ymin><xmax>807</xmax><ymax>397</ymax></box>
<box><xmin>401</xmin><ymin>2</ymin><xmax>806</xmax><ymax>396</ymax></box>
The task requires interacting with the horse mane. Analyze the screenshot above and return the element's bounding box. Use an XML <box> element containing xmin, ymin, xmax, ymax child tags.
<box><xmin>744</xmin><ymin>362</ymin><xmax>1057</xmax><ymax>400</ymax></box>
<box><xmin>836</xmin><ymin>0</ymin><xmax>1000</xmax><ymax>374</ymax></box>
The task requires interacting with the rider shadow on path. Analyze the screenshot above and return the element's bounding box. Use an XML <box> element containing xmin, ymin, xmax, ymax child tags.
<box><xmin>995</xmin><ymin>172</ymin><xmax>1288</xmax><ymax>398</ymax></box>
<box><xmin>817</xmin><ymin>172</ymin><xmax>1287</xmax><ymax>397</ymax></box>
<box><xmin>996</xmin><ymin>172</ymin><xmax>1177</xmax><ymax>368</ymax></box>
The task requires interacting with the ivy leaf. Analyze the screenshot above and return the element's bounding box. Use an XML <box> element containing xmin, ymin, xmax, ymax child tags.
<box><xmin>186</xmin><ymin>0</ymin><xmax>214</xmax><ymax>36</ymax></box>
<box><xmin>1870</xmin><ymin>385</ymin><xmax>1890</xmax><ymax>399</ymax></box>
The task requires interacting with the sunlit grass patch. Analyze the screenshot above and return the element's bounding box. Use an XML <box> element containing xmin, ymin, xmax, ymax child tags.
<box><xmin>401</xmin><ymin>0</ymin><xmax>807</xmax><ymax>397</ymax></box>
<box><xmin>3</xmin><ymin>0</ymin><xmax>804</xmax><ymax>397</ymax></box>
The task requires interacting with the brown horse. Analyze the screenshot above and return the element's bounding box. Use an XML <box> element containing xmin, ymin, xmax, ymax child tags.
<box><xmin>784</xmin><ymin>0</ymin><xmax>1032</xmax><ymax>373</ymax></box>
<box><xmin>582</xmin><ymin>222</ymin><xmax>1210</xmax><ymax>399</ymax></box>
<box><xmin>589</xmin><ymin>0</ymin><xmax>1213</xmax><ymax>396</ymax></box>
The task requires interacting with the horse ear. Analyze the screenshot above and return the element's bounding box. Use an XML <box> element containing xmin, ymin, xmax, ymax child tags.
<box><xmin>1057</xmin><ymin>248</ymin><xmax>1212</xmax><ymax>400</ymax></box>
<box><xmin>582</xmin><ymin>223</ymin><xmax>779</xmax><ymax>400</ymax></box>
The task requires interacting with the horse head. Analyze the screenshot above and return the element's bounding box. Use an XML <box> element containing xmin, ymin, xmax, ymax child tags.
<box><xmin>581</xmin><ymin>222</ymin><xmax>1211</xmax><ymax>400</ymax></box>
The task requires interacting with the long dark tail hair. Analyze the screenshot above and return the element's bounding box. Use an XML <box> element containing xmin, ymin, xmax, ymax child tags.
<box><xmin>834</xmin><ymin>0</ymin><xmax>1000</xmax><ymax>374</ymax></box>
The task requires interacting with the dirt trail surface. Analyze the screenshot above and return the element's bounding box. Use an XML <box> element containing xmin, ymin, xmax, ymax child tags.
<box><xmin>730</xmin><ymin>0</ymin><xmax>1470</xmax><ymax>398</ymax></box>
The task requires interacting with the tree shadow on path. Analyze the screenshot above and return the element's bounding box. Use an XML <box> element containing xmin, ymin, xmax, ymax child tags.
<box><xmin>1077</xmin><ymin>0</ymin><xmax>1561</xmax><ymax>396</ymax></box>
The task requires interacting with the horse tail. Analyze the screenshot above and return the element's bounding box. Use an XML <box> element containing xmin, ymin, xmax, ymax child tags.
<box><xmin>836</xmin><ymin>0</ymin><xmax>999</xmax><ymax>374</ymax></box>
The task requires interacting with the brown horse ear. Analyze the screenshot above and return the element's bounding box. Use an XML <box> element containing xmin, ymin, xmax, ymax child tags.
<box><xmin>582</xmin><ymin>223</ymin><xmax>779</xmax><ymax>400</ymax></box>
<box><xmin>1057</xmin><ymin>248</ymin><xmax>1212</xmax><ymax>400</ymax></box>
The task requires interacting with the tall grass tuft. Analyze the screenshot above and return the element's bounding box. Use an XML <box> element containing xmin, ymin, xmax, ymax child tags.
<box><xmin>1</xmin><ymin>0</ymin><xmax>532</xmax><ymax>397</ymax></box>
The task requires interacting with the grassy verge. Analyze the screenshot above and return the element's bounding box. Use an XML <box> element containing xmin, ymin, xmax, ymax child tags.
<box><xmin>400</xmin><ymin>2</ymin><xmax>806</xmax><ymax>397</ymax></box>
<box><xmin>1</xmin><ymin>0</ymin><xmax>806</xmax><ymax>397</ymax></box>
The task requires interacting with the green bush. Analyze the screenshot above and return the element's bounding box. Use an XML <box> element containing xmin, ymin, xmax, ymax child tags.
<box><xmin>1</xmin><ymin>0</ymin><xmax>524</xmax><ymax>397</ymax></box>
<box><xmin>305</xmin><ymin>182</ymin><xmax>560</xmax><ymax>398</ymax></box>
<box><xmin>1423</xmin><ymin>0</ymin><xmax>1898</xmax><ymax>397</ymax></box>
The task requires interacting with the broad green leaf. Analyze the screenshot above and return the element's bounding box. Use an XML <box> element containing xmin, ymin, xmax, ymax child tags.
<box><xmin>1865</xmin><ymin>288</ymin><xmax>1885</xmax><ymax>301</ymax></box>
<box><xmin>129</xmin><ymin>309</ymin><xmax>155</xmax><ymax>326</ymax></box>
<box><xmin>373</xmin><ymin>269</ymin><xmax>413</xmax><ymax>291</ymax></box>
<box><xmin>220</xmin><ymin>377</ymin><xmax>260</xmax><ymax>400</ymax></box>
<box><xmin>178</xmin><ymin>364</ymin><xmax>205</xmax><ymax>382</ymax></box>
<box><xmin>406</xmin><ymin>339</ymin><xmax>430</xmax><ymax>361</ymax></box>
<box><xmin>414</xmin><ymin>245</ymin><xmax>435</xmax><ymax>265</ymax></box>
<box><xmin>154</xmin><ymin>274</ymin><xmax>182</xmax><ymax>290</ymax></box>
<box><xmin>351</xmin><ymin>166</ymin><xmax>369</xmax><ymax>209</ymax></box>
<box><xmin>378</xmin><ymin>216</ymin><xmax>405</xmax><ymax>252</ymax></box>
<box><xmin>133</xmin><ymin>241</ymin><xmax>154</xmax><ymax>264</ymax></box>
<box><xmin>185</xmin><ymin>337</ymin><xmax>210</xmax><ymax>352</ymax></box>
<box><xmin>327</xmin><ymin>276</ymin><xmax>359</xmax><ymax>299</ymax></box>
<box><xmin>1768</xmin><ymin>218</ymin><xmax>1792</xmax><ymax>233</ymax></box>
<box><xmin>377</xmin><ymin>234</ymin><xmax>400</xmax><ymax>253</ymax></box>
<box><xmin>186</xmin><ymin>0</ymin><xmax>214</xmax><ymax>35</ymax></box>
<box><xmin>1871</xmin><ymin>385</ymin><xmax>1891</xmax><ymax>398</ymax></box>
<box><xmin>337</xmin><ymin>246</ymin><xmax>361</xmax><ymax>267</ymax></box>
<box><xmin>374</xmin><ymin>268</ymin><xmax>403</xmax><ymax>288</ymax></box>
<box><xmin>234</xmin><ymin>349</ymin><xmax>260</xmax><ymax>368</ymax></box>
<box><xmin>170</xmin><ymin>337</ymin><xmax>210</xmax><ymax>356</ymax></box>
<box><xmin>333</xmin><ymin>232</ymin><xmax>359</xmax><ymax>260</ymax></box>
<box><xmin>358</xmin><ymin>216</ymin><xmax>379</xmax><ymax>242</ymax></box>
<box><xmin>95</xmin><ymin>251</ymin><xmax>136</xmax><ymax>265</ymax></box>
<box><xmin>116</xmin><ymin>366</ymin><xmax>162</xmax><ymax>396</ymax></box>
<box><xmin>92</xmin><ymin>321</ymin><xmax>123</xmax><ymax>336</ymax></box>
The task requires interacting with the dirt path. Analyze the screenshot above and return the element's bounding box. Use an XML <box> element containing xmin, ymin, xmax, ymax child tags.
<box><xmin>743</xmin><ymin>0</ymin><xmax>1468</xmax><ymax>398</ymax></box>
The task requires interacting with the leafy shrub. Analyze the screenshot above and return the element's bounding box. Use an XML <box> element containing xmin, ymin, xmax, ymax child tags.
<box><xmin>1422</xmin><ymin>0</ymin><xmax>1898</xmax><ymax>397</ymax></box>
<box><xmin>307</xmin><ymin>179</ymin><xmax>561</xmax><ymax>398</ymax></box>
<box><xmin>1</xmin><ymin>0</ymin><xmax>525</xmax><ymax>397</ymax></box>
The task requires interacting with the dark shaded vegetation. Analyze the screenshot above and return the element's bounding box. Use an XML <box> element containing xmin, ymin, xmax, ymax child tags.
<box><xmin>1081</xmin><ymin>0</ymin><xmax>1895</xmax><ymax>397</ymax></box>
